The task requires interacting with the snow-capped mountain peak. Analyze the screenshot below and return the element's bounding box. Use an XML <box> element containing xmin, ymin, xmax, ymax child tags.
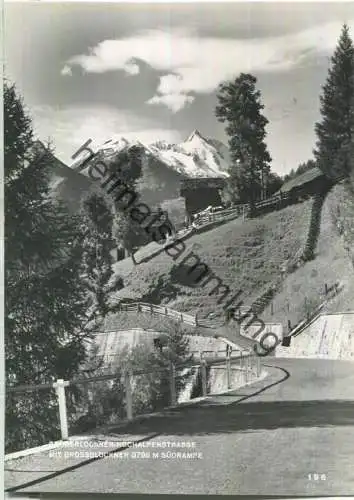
<box><xmin>185</xmin><ymin>129</ymin><xmax>204</xmax><ymax>143</ymax></box>
<box><xmin>62</xmin><ymin>129</ymin><xmax>231</xmax><ymax>210</ymax></box>
<box><xmin>72</xmin><ymin>130</ymin><xmax>230</xmax><ymax>179</ymax></box>
<box><xmin>150</xmin><ymin>131</ymin><xmax>230</xmax><ymax>178</ymax></box>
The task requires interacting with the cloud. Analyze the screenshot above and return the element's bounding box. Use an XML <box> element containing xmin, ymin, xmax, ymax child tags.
<box><xmin>30</xmin><ymin>104</ymin><xmax>182</xmax><ymax>164</ymax></box>
<box><xmin>147</xmin><ymin>93</ymin><xmax>194</xmax><ymax>113</ymax></box>
<box><xmin>62</xmin><ymin>20</ymin><xmax>354</xmax><ymax>111</ymax></box>
<box><xmin>124</xmin><ymin>61</ymin><xmax>140</xmax><ymax>75</ymax></box>
<box><xmin>61</xmin><ymin>65</ymin><xmax>73</xmax><ymax>76</ymax></box>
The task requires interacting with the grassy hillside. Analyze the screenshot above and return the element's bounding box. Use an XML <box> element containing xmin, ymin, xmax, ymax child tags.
<box><xmin>107</xmin><ymin>183</ymin><xmax>354</xmax><ymax>333</ymax></box>
<box><xmin>261</xmin><ymin>183</ymin><xmax>354</xmax><ymax>329</ymax></box>
<box><xmin>110</xmin><ymin>199</ymin><xmax>313</xmax><ymax>321</ymax></box>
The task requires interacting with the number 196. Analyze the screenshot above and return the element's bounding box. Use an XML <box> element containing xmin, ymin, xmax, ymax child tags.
<box><xmin>308</xmin><ymin>473</ymin><xmax>327</xmax><ymax>481</ymax></box>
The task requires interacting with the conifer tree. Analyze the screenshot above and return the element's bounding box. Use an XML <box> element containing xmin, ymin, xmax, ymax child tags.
<box><xmin>109</xmin><ymin>145</ymin><xmax>145</xmax><ymax>264</ymax></box>
<box><xmin>215</xmin><ymin>73</ymin><xmax>272</xmax><ymax>208</ymax></box>
<box><xmin>4</xmin><ymin>81</ymin><xmax>90</xmax><ymax>451</ymax></box>
<box><xmin>113</xmin><ymin>211</ymin><xmax>138</xmax><ymax>265</ymax></box>
<box><xmin>314</xmin><ymin>24</ymin><xmax>354</xmax><ymax>180</ymax></box>
<box><xmin>81</xmin><ymin>192</ymin><xmax>124</xmax><ymax>319</ymax></box>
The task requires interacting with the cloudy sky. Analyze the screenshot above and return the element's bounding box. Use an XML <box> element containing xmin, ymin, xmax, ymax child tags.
<box><xmin>4</xmin><ymin>2</ymin><xmax>354</xmax><ymax>174</ymax></box>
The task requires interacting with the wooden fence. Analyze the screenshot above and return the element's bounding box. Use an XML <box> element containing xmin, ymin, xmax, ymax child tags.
<box><xmin>6</xmin><ymin>351</ymin><xmax>261</xmax><ymax>456</ymax></box>
<box><xmin>191</xmin><ymin>191</ymin><xmax>294</xmax><ymax>229</ymax></box>
<box><xmin>118</xmin><ymin>301</ymin><xmax>198</xmax><ymax>327</ymax></box>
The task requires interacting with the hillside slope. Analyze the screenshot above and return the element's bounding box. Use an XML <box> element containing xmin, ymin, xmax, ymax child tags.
<box><xmin>108</xmin><ymin>184</ymin><xmax>354</xmax><ymax>332</ymax></box>
<box><xmin>261</xmin><ymin>183</ymin><xmax>354</xmax><ymax>328</ymax></box>
<box><xmin>110</xmin><ymin>199</ymin><xmax>313</xmax><ymax>320</ymax></box>
<box><xmin>32</xmin><ymin>141</ymin><xmax>97</xmax><ymax>212</ymax></box>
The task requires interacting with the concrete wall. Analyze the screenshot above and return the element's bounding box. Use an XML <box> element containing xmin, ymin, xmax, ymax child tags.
<box><xmin>276</xmin><ymin>312</ymin><xmax>354</xmax><ymax>360</ymax></box>
<box><xmin>92</xmin><ymin>329</ymin><xmax>228</xmax><ymax>364</ymax></box>
<box><xmin>208</xmin><ymin>364</ymin><xmax>261</xmax><ymax>395</ymax></box>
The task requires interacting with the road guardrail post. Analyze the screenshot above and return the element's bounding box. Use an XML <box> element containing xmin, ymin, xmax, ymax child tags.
<box><xmin>239</xmin><ymin>353</ymin><xmax>243</xmax><ymax>380</ymax></box>
<box><xmin>256</xmin><ymin>355</ymin><xmax>261</xmax><ymax>377</ymax></box>
<box><xmin>201</xmin><ymin>360</ymin><xmax>207</xmax><ymax>396</ymax></box>
<box><xmin>169</xmin><ymin>362</ymin><xmax>177</xmax><ymax>406</ymax></box>
<box><xmin>124</xmin><ymin>369</ymin><xmax>133</xmax><ymax>420</ymax></box>
<box><xmin>53</xmin><ymin>379</ymin><xmax>70</xmax><ymax>440</ymax></box>
<box><xmin>226</xmin><ymin>351</ymin><xmax>231</xmax><ymax>389</ymax></box>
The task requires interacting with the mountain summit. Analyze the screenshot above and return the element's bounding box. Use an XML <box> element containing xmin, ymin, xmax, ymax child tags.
<box><xmin>78</xmin><ymin>130</ymin><xmax>230</xmax><ymax>180</ymax></box>
<box><xmin>55</xmin><ymin>131</ymin><xmax>230</xmax><ymax>209</ymax></box>
<box><xmin>185</xmin><ymin>129</ymin><xmax>204</xmax><ymax>142</ymax></box>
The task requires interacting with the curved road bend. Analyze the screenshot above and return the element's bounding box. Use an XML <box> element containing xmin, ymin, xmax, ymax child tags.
<box><xmin>5</xmin><ymin>358</ymin><xmax>354</xmax><ymax>496</ymax></box>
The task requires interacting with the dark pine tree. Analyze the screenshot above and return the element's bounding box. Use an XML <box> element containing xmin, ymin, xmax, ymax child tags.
<box><xmin>215</xmin><ymin>73</ymin><xmax>272</xmax><ymax>209</ymax></box>
<box><xmin>266</xmin><ymin>171</ymin><xmax>283</xmax><ymax>197</ymax></box>
<box><xmin>81</xmin><ymin>192</ymin><xmax>124</xmax><ymax>320</ymax></box>
<box><xmin>109</xmin><ymin>144</ymin><xmax>143</xmax><ymax>188</ymax></box>
<box><xmin>314</xmin><ymin>24</ymin><xmax>354</xmax><ymax>180</ymax></box>
<box><xmin>4</xmin><ymin>81</ymin><xmax>91</xmax><ymax>452</ymax></box>
<box><xmin>113</xmin><ymin>210</ymin><xmax>143</xmax><ymax>265</ymax></box>
<box><xmin>109</xmin><ymin>145</ymin><xmax>146</xmax><ymax>264</ymax></box>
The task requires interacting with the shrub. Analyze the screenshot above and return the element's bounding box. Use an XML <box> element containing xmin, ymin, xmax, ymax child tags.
<box><xmin>72</xmin><ymin>322</ymin><xmax>192</xmax><ymax>432</ymax></box>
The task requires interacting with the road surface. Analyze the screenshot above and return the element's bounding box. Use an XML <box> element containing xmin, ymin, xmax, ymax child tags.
<box><xmin>5</xmin><ymin>357</ymin><xmax>354</xmax><ymax>496</ymax></box>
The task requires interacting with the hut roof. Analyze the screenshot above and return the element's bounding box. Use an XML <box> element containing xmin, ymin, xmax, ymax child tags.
<box><xmin>277</xmin><ymin>166</ymin><xmax>324</xmax><ymax>194</ymax></box>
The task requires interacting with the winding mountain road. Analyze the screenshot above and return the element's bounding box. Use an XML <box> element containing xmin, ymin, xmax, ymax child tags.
<box><xmin>5</xmin><ymin>357</ymin><xmax>354</xmax><ymax>496</ymax></box>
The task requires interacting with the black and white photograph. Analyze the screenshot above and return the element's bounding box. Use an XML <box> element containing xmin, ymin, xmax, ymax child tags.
<box><xmin>3</xmin><ymin>1</ymin><xmax>354</xmax><ymax>497</ymax></box>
